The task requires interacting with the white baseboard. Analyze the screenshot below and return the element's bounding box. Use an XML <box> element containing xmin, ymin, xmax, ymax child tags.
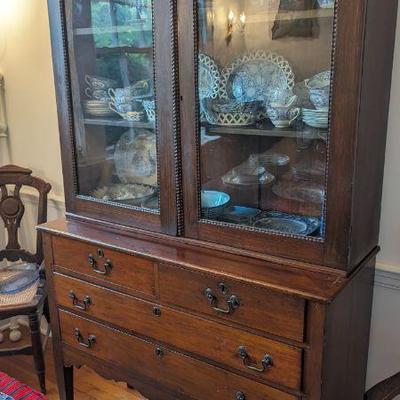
<box><xmin>375</xmin><ymin>263</ymin><xmax>400</xmax><ymax>290</ymax></box>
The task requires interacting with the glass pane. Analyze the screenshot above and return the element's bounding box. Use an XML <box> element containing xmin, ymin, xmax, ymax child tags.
<box><xmin>197</xmin><ymin>0</ymin><xmax>334</xmax><ymax>238</ymax></box>
<box><xmin>69</xmin><ymin>0</ymin><xmax>159</xmax><ymax>212</ymax></box>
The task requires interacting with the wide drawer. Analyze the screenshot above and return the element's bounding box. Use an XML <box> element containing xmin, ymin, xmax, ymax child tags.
<box><xmin>59</xmin><ymin>311</ymin><xmax>299</xmax><ymax>400</ymax></box>
<box><xmin>54</xmin><ymin>273</ymin><xmax>302</xmax><ymax>390</ymax></box>
<box><xmin>158</xmin><ymin>264</ymin><xmax>305</xmax><ymax>342</ymax></box>
<box><xmin>52</xmin><ymin>236</ymin><xmax>156</xmax><ymax>297</ymax></box>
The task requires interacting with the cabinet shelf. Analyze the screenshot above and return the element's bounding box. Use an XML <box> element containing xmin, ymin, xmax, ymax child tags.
<box><xmin>235</xmin><ymin>8</ymin><xmax>334</xmax><ymax>24</ymax></box>
<box><xmin>74</xmin><ymin>25</ymin><xmax>152</xmax><ymax>36</ymax></box>
<box><xmin>95</xmin><ymin>46</ymin><xmax>152</xmax><ymax>55</ymax></box>
<box><xmin>84</xmin><ymin>118</ymin><xmax>154</xmax><ymax>129</ymax></box>
<box><xmin>203</xmin><ymin>122</ymin><xmax>327</xmax><ymax>140</ymax></box>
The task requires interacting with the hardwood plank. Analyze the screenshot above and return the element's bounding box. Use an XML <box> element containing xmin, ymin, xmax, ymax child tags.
<box><xmin>0</xmin><ymin>342</ymin><xmax>146</xmax><ymax>400</ymax></box>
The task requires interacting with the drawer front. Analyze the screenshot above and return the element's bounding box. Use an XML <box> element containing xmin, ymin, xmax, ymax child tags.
<box><xmin>54</xmin><ymin>273</ymin><xmax>302</xmax><ymax>390</ymax></box>
<box><xmin>158</xmin><ymin>264</ymin><xmax>305</xmax><ymax>342</ymax></box>
<box><xmin>59</xmin><ymin>311</ymin><xmax>299</xmax><ymax>400</ymax></box>
<box><xmin>52</xmin><ymin>236</ymin><xmax>156</xmax><ymax>297</ymax></box>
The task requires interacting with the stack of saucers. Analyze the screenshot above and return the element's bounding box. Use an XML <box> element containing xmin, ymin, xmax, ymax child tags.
<box><xmin>302</xmin><ymin>108</ymin><xmax>329</xmax><ymax>129</ymax></box>
<box><xmin>84</xmin><ymin>100</ymin><xmax>114</xmax><ymax>118</ymax></box>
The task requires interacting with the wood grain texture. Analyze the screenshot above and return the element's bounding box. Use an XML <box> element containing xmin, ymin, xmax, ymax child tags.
<box><xmin>320</xmin><ymin>257</ymin><xmax>375</xmax><ymax>400</ymax></box>
<box><xmin>53</xmin><ymin>273</ymin><xmax>302</xmax><ymax>390</ymax></box>
<box><xmin>158</xmin><ymin>263</ymin><xmax>305</xmax><ymax>342</ymax></box>
<box><xmin>52</xmin><ymin>236</ymin><xmax>157</xmax><ymax>298</ymax></box>
<box><xmin>59</xmin><ymin>310</ymin><xmax>299</xmax><ymax>400</ymax></box>
<box><xmin>39</xmin><ymin>218</ymin><xmax>348</xmax><ymax>303</ymax></box>
<box><xmin>302</xmin><ymin>302</ymin><xmax>326</xmax><ymax>400</ymax></box>
<box><xmin>349</xmin><ymin>0</ymin><xmax>399</xmax><ymax>267</ymax></box>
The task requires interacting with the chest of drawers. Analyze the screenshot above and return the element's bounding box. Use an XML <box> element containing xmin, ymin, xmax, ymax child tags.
<box><xmin>40</xmin><ymin>219</ymin><xmax>376</xmax><ymax>400</ymax></box>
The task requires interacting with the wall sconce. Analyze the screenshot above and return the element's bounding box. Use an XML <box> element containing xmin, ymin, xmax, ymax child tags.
<box><xmin>0</xmin><ymin>74</ymin><xmax>7</xmax><ymax>138</ymax></box>
<box><xmin>226</xmin><ymin>10</ymin><xmax>246</xmax><ymax>45</ymax></box>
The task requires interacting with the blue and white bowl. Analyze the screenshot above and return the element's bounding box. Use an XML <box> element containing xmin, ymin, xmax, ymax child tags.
<box><xmin>317</xmin><ymin>0</ymin><xmax>335</xmax><ymax>8</ymax></box>
<box><xmin>201</xmin><ymin>190</ymin><xmax>230</xmax><ymax>219</ymax></box>
<box><xmin>305</xmin><ymin>71</ymin><xmax>331</xmax><ymax>110</ymax></box>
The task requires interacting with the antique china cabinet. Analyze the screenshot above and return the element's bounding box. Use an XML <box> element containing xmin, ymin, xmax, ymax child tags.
<box><xmin>42</xmin><ymin>0</ymin><xmax>398</xmax><ymax>399</ymax></box>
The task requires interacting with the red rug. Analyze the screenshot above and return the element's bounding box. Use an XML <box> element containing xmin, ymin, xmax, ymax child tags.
<box><xmin>0</xmin><ymin>372</ymin><xmax>46</xmax><ymax>400</ymax></box>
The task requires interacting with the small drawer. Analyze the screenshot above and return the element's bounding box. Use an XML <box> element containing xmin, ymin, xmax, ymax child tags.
<box><xmin>59</xmin><ymin>311</ymin><xmax>299</xmax><ymax>400</ymax></box>
<box><xmin>158</xmin><ymin>264</ymin><xmax>306</xmax><ymax>342</ymax></box>
<box><xmin>54</xmin><ymin>273</ymin><xmax>302</xmax><ymax>390</ymax></box>
<box><xmin>52</xmin><ymin>236</ymin><xmax>156</xmax><ymax>297</ymax></box>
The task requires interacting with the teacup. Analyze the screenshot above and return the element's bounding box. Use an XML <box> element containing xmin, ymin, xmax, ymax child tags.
<box><xmin>109</xmin><ymin>101</ymin><xmax>145</xmax><ymax>121</ymax></box>
<box><xmin>266</xmin><ymin>95</ymin><xmax>300</xmax><ymax>128</ymax></box>
<box><xmin>269</xmin><ymin>88</ymin><xmax>296</xmax><ymax>106</ymax></box>
<box><xmin>85</xmin><ymin>88</ymin><xmax>109</xmax><ymax>101</ymax></box>
<box><xmin>109</xmin><ymin>101</ymin><xmax>135</xmax><ymax>114</ymax></box>
<box><xmin>308</xmin><ymin>86</ymin><xmax>330</xmax><ymax>110</ymax></box>
<box><xmin>108</xmin><ymin>80</ymin><xmax>151</xmax><ymax>103</ymax></box>
<box><xmin>305</xmin><ymin>72</ymin><xmax>331</xmax><ymax>110</ymax></box>
<box><xmin>108</xmin><ymin>88</ymin><xmax>136</xmax><ymax>105</ymax></box>
<box><xmin>85</xmin><ymin>75</ymin><xmax>116</xmax><ymax>90</ymax></box>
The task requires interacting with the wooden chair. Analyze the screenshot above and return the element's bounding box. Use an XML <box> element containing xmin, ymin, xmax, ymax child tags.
<box><xmin>364</xmin><ymin>372</ymin><xmax>400</xmax><ymax>400</ymax></box>
<box><xmin>0</xmin><ymin>165</ymin><xmax>51</xmax><ymax>394</ymax></box>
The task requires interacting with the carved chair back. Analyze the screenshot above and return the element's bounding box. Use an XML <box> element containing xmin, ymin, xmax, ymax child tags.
<box><xmin>0</xmin><ymin>165</ymin><xmax>51</xmax><ymax>265</ymax></box>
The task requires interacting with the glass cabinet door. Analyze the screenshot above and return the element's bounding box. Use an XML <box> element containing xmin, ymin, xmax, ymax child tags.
<box><xmin>193</xmin><ymin>0</ymin><xmax>334</xmax><ymax>240</ymax></box>
<box><xmin>66</xmin><ymin>0</ymin><xmax>159</xmax><ymax>212</ymax></box>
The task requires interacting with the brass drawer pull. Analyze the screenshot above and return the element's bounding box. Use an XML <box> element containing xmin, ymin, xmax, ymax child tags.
<box><xmin>69</xmin><ymin>290</ymin><xmax>92</xmax><ymax>311</ymax></box>
<box><xmin>237</xmin><ymin>346</ymin><xmax>273</xmax><ymax>373</ymax></box>
<box><xmin>235</xmin><ymin>391</ymin><xmax>246</xmax><ymax>400</ymax></box>
<box><xmin>74</xmin><ymin>328</ymin><xmax>96</xmax><ymax>349</ymax></box>
<box><xmin>204</xmin><ymin>288</ymin><xmax>240</xmax><ymax>314</ymax></box>
<box><xmin>88</xmin><ymin>253</ymin><xmax>113</xmax><ymax>276</ymax></box>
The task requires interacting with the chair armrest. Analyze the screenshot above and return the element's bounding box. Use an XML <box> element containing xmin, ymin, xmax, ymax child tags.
<box><xmin>365</xmin><ymin>372</ymin><xmax>400</xmax><ymax>400</ymax></box>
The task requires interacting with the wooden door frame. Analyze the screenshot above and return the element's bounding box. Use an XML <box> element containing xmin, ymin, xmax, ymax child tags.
<box><xmin>47</xmin><ymin>0</ymin><xmax>181</xmax><ymax>235</ymax></box>
<box><xmin>178</xmin><ymin>0</ymin><xmax>368</xmax><ymax>270</ymax></box>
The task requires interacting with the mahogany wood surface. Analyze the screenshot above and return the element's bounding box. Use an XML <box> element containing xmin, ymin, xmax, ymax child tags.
<box><xmin>53</xmin><ymin>273</ymin><xmax>302</xmax><ymax>390</ymax></box>
<box><xmin>39</xmin><ymin>218</ymin><xmax>349</xmax><ymax>303</ymax></box>
<box><xmin>52</xmin><ymin>236</ymin><xmax>157</xmax><ymax>298</ymax></box>
<box><xmin>59</xmin><ymin>310</ymin><xmax>299</xmax><ymax>400</ymax></box>
<box><xmin>320</xmin><ymin>257</ymin><xmax>375</xmax><ymax>400</ymax></box>
<box><xmin>158</xmin><ymin>263</ymin><xmax>305</xmax><ymax>342</ymax></box>
<box><xmin>348</xmin><ymin>0</ymin><xmax>399</xmax><ymax>267</ymax></box>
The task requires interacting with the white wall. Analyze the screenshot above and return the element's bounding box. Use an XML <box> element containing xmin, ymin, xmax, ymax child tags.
<box><xmin>0</xmin><ymin>0</ymin><xmax>64</xmax><ymax>201</ymax></box>
<box><xmin>366</xmin><ymin>4</ymin><xmax>400</xmax><ymax>390</ymax></box>
<box><xmin>0</xmin><ymin>0</ymin><xmax>399</xmax><ymax>392</ymax></box>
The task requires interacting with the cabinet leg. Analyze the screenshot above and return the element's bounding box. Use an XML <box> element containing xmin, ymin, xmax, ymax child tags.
<box><xmin>28</xmin><ymin>312</ymin><xmax>46</xmax><ymax>394</ymax></box>
<box><xmin>54</xmin><ymin>364</ymin><xmax>74</xmax><ymax>400</ymax></box>
<box><xmin>63</xmin><ymin>366</ymin><xmax>74</xmax><ymax>400</ymax></box>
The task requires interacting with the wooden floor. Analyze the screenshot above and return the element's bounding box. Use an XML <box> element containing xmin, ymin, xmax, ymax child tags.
<box><xmin>1</xmin><ymin>336</ymin><xmax>147</xmax><ymax>400</ymax></box>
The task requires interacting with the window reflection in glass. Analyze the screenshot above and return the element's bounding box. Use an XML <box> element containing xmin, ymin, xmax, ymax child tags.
<box><xmin>69</xmin><ymin>0</ymin><xmax>159</xmax><ymax>212</ymax></box>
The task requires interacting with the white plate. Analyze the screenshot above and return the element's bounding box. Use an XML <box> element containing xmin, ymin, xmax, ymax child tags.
<box><xmin>198</xmin><ymin>54</ymin><xmax>221</xmax><ymax>101</ymax></box>
<box><xmin>114</xmin><ymin>129</ymin><xmax>157</xmax><ymax>186</ymax></box>
<box><xmin>220</xmin><ymin>50</ymin><xmax>295</xmax><ymax>104</ymax></box>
